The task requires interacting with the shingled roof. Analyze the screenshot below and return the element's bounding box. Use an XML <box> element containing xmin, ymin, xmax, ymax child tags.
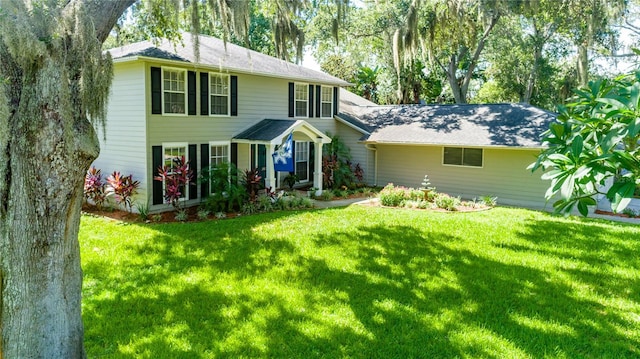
<box><xmin>107</xmin><ymin>34</ymin><xmax>349</xmax><ymax>86</ymax></box>
<box><xmin>338</xmin><ymin>102</ymin><xmax>556</xmax><ymax>148</ymax></box>
<box><xmin>107</xmin><ymin>34</ymin><xmax>350</xmax><ymax>86</ymax></box>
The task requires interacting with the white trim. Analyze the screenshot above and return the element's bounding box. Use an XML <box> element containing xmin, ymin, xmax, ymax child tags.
<box><xmin>161</xmin><ymin>142</ymin><xmax>189</xmax><ymax>200</ymax></box>
<box><xmin>294</xmin><ymin>82</ymin><xmax>309</xmax><ymax>118</ymax></box>
<box><xmin>295</xmin><ymin>141</ymin><xmax>310</xmax><ymax>183</ymax></box>
<box><xmin>441</xmin><ymin>146</ymin><xmax>484</xmax><ymax>168</ymax></box>
<box><xmin>320</xmin><ymin>85</ymin><xmax>333</xmax><ymax>118</ymax></box>
<box><xmin>160</xmin><ymin>66</ymin><xmax>188</xmax><ymax>116</ymax></box>
<box><xmin>208</xmin><ymin>72</ymin><xmax>231</xmax><ymax>117</ymax></box>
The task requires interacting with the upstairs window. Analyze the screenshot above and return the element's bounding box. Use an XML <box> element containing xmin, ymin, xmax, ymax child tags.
<box><xmin>321</xmin><ymin>86</ymin><xmax>333</xmax><ymax>118</ymax></box>
<box><xmin>210</xmin><ymin>73</ymin><xmax>229</xmax><ymax>116</ymax></box>
<box><xmin>295</xmin><ymin>83</ymin><xmax>308</xmax><ymax>117</ymax></box>
<box><xmin>443</xmin><ymin>147</ymin><xmax>483</xmax><ymax>167</ymax></box>
<box><xmin>162</xmin><ymin>68</ymin><xmax>186</xmax><ymax>114</ymax></box>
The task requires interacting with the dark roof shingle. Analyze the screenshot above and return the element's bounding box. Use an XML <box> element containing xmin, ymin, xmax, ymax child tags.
<box><xmin>107</xmin><ymin>34</ymin><xmax>349</xmax><ymax>86</ymax></box>
<box><xmin>341</xmin><ymin>102</ymin><xmax>556</xmax><ymax>148</ymax></box>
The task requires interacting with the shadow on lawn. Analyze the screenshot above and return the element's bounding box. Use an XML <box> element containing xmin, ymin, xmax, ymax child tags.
<box><xmin>82</xmin><ymin>210</ymin><xmax>640</xmax><ymax>358</ymax></box>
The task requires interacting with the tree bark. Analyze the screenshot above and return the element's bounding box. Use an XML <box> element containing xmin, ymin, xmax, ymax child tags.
<box><xmin>0</xmin><ymin>1</ymin><xmax>133</xmax><ymax>358</ymax></box>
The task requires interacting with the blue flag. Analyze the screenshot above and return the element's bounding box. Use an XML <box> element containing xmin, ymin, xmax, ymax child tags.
<box><xmin>273</xmin><ymin>133</ymin><xmax>294</xmax><ymax>172</ymax></box>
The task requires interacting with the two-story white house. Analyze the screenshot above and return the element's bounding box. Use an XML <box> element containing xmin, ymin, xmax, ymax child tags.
<box><xmin>97</xmin><ymin>34</ymin><xmax>373</xmax><ymax>212</ymax></box>
<box><xmin>98</xmin><ymin>33</ymin><xmax>566</xmax><ymax>213</ymax></box>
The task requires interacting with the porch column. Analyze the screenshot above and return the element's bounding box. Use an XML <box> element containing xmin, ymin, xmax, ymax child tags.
<box><xmin>265</xmin><ymin>143</ymin><xmax>277</xmax><ymax>190</ymax></box>
<box><xmin>313</xmin><ymin>142</ymin><xmax>323</xmax><ymax>195</ymax></box>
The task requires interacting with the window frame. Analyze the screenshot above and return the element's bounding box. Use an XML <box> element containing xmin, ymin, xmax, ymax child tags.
<box><xmin>209</xmin><ymin>73</ymin><xmax>230</xmax><ymax>116</ymax></box>
<box><xmin>161</xmin><ymin>142</ymin><xmax>189</xmax><ymax>201</ymax></box>
<box><xmin>208</xmin><ymin>141</ymin><xmax>231</xmax><ymax>192</ymax></box>
<box><xmin>161</xmin><ymin>67</ymin><xmax>188</xmax><ymax>116</ymax></box>
<box><xmin>295</xmin><ymin>141</ymin><xmax>310</xmax><ymax>182</ymax></box>
<box><xmin>442</xmin><ymin>146</ymin><xmax>484</xmax><ymax>168</ymax></box>
<box><xmin>320</xmin><ymin>86</ymin><xmax>333</xmax><ymax>118</ymax></box>
<box><xmin>294</xmin><ymin>82</ymin><xmax>309</xmax><ymax>118</ymax></box>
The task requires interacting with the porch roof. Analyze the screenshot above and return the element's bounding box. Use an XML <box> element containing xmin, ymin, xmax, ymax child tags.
<box><xmin>232</xmin><ymin>119</ymin><xmax>332</xmax><ymax>145</ymax></box>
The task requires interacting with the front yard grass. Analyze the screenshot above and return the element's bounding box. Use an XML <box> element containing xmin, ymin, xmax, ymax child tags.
<box><xmin>80</xmin><ymin>206</ymin><xmax>640</xmax><ymax>358</ymax></box>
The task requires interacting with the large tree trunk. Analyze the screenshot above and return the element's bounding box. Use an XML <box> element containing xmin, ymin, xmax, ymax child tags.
<box><xmin>0</xmin><ymin>1</ymin><xmax>134</xmax><ymax>358</ymax></box>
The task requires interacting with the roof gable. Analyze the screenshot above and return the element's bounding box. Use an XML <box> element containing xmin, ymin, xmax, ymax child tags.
<box><xmin>107</xmin><ymin>34</ymin><xmax>349</xmax><ymax>86</ymax></box>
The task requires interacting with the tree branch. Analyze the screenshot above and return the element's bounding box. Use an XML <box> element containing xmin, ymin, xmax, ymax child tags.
<box><xmin>67</xmin><ymin>0</ymin><xmax>136</xmax><ymax>43</ymax></box>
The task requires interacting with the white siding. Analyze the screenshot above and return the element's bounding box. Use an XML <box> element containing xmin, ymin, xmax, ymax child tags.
<box><xmin>92</xmin><ymin>62</ymin><xmax>148</xmax><ymax>207</ymax></box>
<box><xmin>376</xmin><ymin>144</ymin><xmax>553</xmax><ymax>209</ymax></box>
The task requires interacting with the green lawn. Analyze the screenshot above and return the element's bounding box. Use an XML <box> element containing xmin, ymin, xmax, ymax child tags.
<box><xmin>80</xmin><ymin>206</ymin><xmax>640</xmax><ymax>358</ymax></box>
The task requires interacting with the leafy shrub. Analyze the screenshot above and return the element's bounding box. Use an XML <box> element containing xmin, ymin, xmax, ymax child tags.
<box><xmin>425</xmin><ymin>190</ymin><xmax>438</xmax><ymax>202</ymax></box>
<box><xmin>215</xmin><ymin>211</ymin><xmax>227</xmax><ymax>219</ymax></box>
<box><xmin>241</xmin><ymin>202</ymin><xmax>259</xmax><ymax>215</ymax></box>
<box><xmin>106</xmin><ymin>171</ymin><xmax>140</xmax><ymax>213</ymax></box>
<box><xmin>154</xmin><ymin>156</ymin><xmax>192</xmax><ymax>210</ymax></box>
<box><xmin>622</xmin><ymin>207</ymin><xmax>637</xmax><ymax>217</ymax></box>
<box><xmin>322</xmin><ymin>134</ymin><xmax>357</xmax><ymax>189</ymax></box>
<box><xmin>283</xmin><ymin>172</ymin><xmax>299</xmax><ymax>189</ymax></box>
<box><xmin>152</xmin><ymin>214</ymin><xmax>163</xmax><ymax>222</ymax></box>
<box><xmin>136</xmin><ymin>202</ymin><xmax>150</xmax><ymax>221</ymax></box>
<box><xmin>434</xmin><ymin>193</ymin><xmax>460</xmax><ymax>211</ymax></box>
<box><xmin>320</xmin><ymin>191</ymin><xmax>335</xmax><ymax>201</ymax></box>
<box><xmin>174</xmin><ymin>209</ymin><xmax>188</xmax><ymax>222</ymax></box>
<box><xmin>84</xmin><ymin>166</ymin><xmax>106</xmax><ymax>209</ymax></box>
<box><xmin>200</xmin><ymin>163</ymin><xmax>247</xmax><ymax>213</ymax></box>
<box><xmin>256</xmin><ymin>195</ymin><xmax>275</xmax><ymax>212</ymax></box>
<box><xmin>481</xmin><ymin>195</ymin><xmax>498</xmax><ymax>207</ymax></box>
<box><xmin>243</xmin><ymin>168</ymin><xmax>263</xmax><ymax>203</ymax></box>
<box><xmin>379</xmin><ymin>183</ymin><xmax>408</xmax><ymax>207</ymax></box>
<box><xmin>197</xmin><ymin>209</ymin><xmax>210</xmax><ymax>220</ymax></box>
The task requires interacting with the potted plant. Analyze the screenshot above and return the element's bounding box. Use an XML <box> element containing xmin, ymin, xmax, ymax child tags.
<box><xmin>283</xmin><ymin>172</ymin><xmax>299</xmax><ymax>190</ymax></box>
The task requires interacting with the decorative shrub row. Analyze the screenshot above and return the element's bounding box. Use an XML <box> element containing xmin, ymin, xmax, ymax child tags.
<box><xmin>84</xmin><ymin>167</ymin><xmax>140</xmax><ymax>213</ymax></box>
<box><xmin>378</xmin><ymin>183</ymin><xmax>497</xmax><ymax>212</ymax></box>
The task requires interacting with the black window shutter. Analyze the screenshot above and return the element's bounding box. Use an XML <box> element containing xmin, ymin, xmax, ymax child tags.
<box><xmin>231</xmin><ymin>143</ymin><xmax>238</xmax><ymax>166</ymax></box>
<box><xmin>315</xmin><ymin>85</ymin><xmax>321</xmax><ymax>117</ymax></box>
<box><xmin>152</xmin><ymin>146</ymin><xmax>163</xmax><ymax>205</ymax></box>
<box><xmin>309</xmin><ymin>143</ymin><xmax>315</xmax><ymax>178</ymax></box>
<box><xmin>230</xmin><ymin>75</ymin><xmax>238</xmax><ymax>116</ymax></box>
<box><xmin>288</xmin><ymin>82</ymin><xmax>294</xmax><ymax>117</ymax></box>
<box><xmin>308</xmin><ymin>84</ymin><xmax>314</xmax><ymax>118</ymax></box>
<box><xmin>200</xmin><ymin>144</ymin><xmax>210</xmax><ymax>198</ymax></box>
<box><xmin>151</xmin><ymin>67</ymin><xmax>162</xmax><ymax>114</ymax></box>
<box><xmin>188</xmin><ymin>71</ymin><xmax>196</xmax><ymax>115</ymax></box>
<box><xmin>188</xmin><ymin>144</ymin><xmax>198</xmax><ymax>200</ymax></box>
<box><xmin>333</xmin><ymin>86</ymin><xmax>339</xmax><ymax>115</ymax></box>
<box><xmin>200</xmin><ymin>72</ymin><xmax>209</xmax><ymax>115</ymax></box>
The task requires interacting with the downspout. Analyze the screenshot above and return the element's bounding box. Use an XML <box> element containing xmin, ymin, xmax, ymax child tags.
<box><xmin>365</xmin><ymin>144</ymin><xmax>378</xmax><ymax>186</ymax></box>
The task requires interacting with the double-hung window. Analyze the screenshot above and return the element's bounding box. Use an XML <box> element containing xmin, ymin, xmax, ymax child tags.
<box><xmin>295</xmin><ymin>83</ymin><xmax>308</xmax><ymax>117</ymax></box>
<box><xmin>321</xmin><ymin>86</ymin><xmax>333</xmax><ymax>118</ymax></box>
<box><xmin>162</xmin><ymin>143</ymin><xmax>188</xmax><ymax>200</ymax></box>
<box><xmin>209</xmin><ymin>142</ymin><xmax>230</xmax><ymax>192</ymax></box>
<box><xmin>295</xmin><ymin>141</ymin><xmax>310</xmax><ymax>182</ymax></box>
<box><xmin>210</xmin><ymin>73</ymin><xmax>229</xmax><ymax>116</ymax></box>
<box><xmin>210</xmin><ymin>142</ymin><xmax>229</xmax><ymax>167</ymax></box>
<box><xmin>443</xmin><ymin>147</ymin><xmax>483</xmax><ymax>167</ymax></box>
<box><xmin>162</xmin><ymin>68</ymin><xmax>186</xmax><ymax>114</ymax></box>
